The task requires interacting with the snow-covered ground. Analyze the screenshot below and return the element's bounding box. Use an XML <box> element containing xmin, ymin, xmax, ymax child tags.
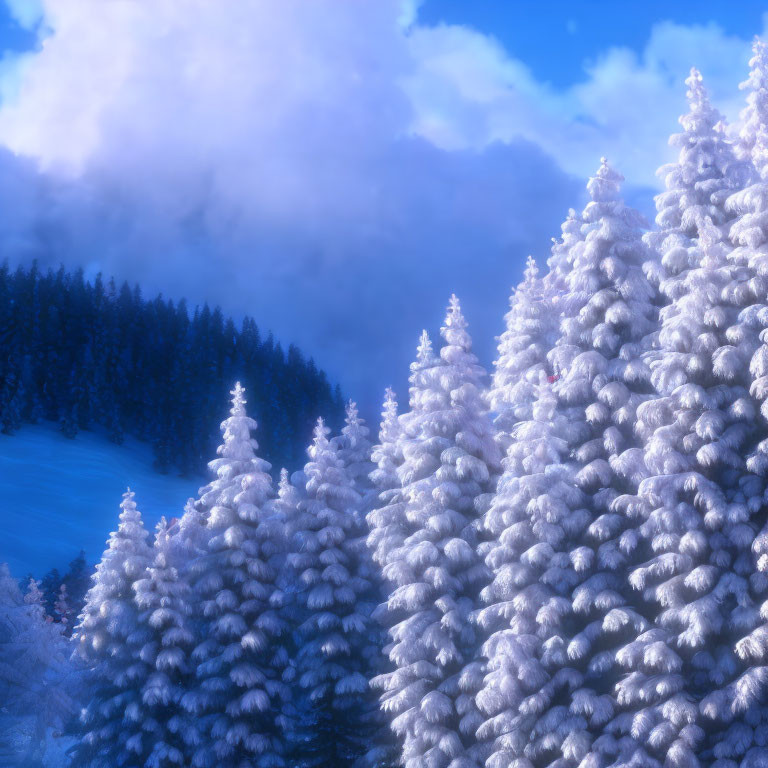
<box><xmin>0</xmin><ymin>424</ymin><xmax>199</xmax><ymax>578</ymax></box>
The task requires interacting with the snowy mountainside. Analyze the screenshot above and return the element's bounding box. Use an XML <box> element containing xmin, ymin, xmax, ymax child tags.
<box><xmin>0</xmin><ymin>424</ymin><xmax>197</xmax><ymax>578</ymax></box>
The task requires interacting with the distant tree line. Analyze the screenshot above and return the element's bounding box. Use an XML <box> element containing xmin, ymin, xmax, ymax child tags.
<box><xmin>0</xmin><ymin>262</ymin><xmax>344</xmax><ymax>475</ymax></box>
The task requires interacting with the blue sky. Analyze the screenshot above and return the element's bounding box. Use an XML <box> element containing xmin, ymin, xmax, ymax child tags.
<box><xmin>0</xmin><ymin>1</ymin><xmax>764</xmax><ymax>415</ymax></box>
<box><xmin>421</xmin><ymin>1</ymin><xmax>766</xmax><ymax>86</ymax></box>
<box><xmin>0</xmin><ymin>2</ymin><xmax>36</xmax><ymax>51</ymax></box>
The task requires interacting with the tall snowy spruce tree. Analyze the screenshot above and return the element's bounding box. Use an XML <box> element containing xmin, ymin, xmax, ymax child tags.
<box><xmin>332</xmin><ymin>401</ymin><xmax>384</xmax><ymax>641</ymax></box>
<box><xmin>602</xmin><ymin>67</ymin><xmax>761</xmax><ymax>768</ymax></box>
<box><xmin>367</xmin><ymin>387</ymin><xmax>405</xmax><ymax>576</ymax></box>
<box><xmin>699</xmin><ymin>40</ymin><xmax>768</xmax><ymax>767</ymax></box>
<box><xmin>373</xmin><ymin>332</ymin><xmax>443</xmax><ymax>582</ymax></box>
<box><xmin>477</xmin><ymin>158</ymin><xmax>658</xmax><ymax>768</ymax></box>
<box><xmin>489</xmin><ymin>255</ymin><xmax>556</xmax><ymax>451</ymax></box>
<box><xmin>72</xmin><ymin>489</ymin><xmax>154</xmax><ymax>767</ymax></box>
<box><xmin>182</xmin><ymin>382</ymin><xmax>290</xmax><ymax>768</ymax></box>
<box><xmin>285</xmin><ymin>417</ymin><xmax>388</xmax><ymax>768</ymax></box>
<box><xmin>644</xmin><ymin>68</ymin><xmax>749</xmax><ymax>293</ymax></box>
<box><xmin>274</xmin><ymin>467</ymin><xmax>300</xmax><ymax>521</ymax></box>
<box><xmin>373</xmin><ymin>296</ymin><xmax>501</xmax><ymax>768</ymax></box>
<box><xmin>333</xmin><ymin>400</ymin><xmax>376</xmax><ymax>516</ymax></box>
<box><xmin>261</xmin><ymin>467</ymin><xmax>301</xmax><ymax>567</ymax></box>
<box><xmin>267</xmin><ymin>466</ymin><xmax>304</xmax><ymax>667</ymax></box>
<box><xmin>132</xmin><ymin>516</ymin><xmax>200</xmax><ymax>768</ymax></box>
<box><xmin>475</xmin><ymin>378</ymin><xmax>588</xmax><ymax>768</ymax></box>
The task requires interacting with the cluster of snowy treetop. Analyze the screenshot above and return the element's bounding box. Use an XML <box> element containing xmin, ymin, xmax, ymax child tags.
<box><xmin>0</xmin><ymin>260</ymin><xmax>345</xmax><ymax>474</ymax></box>
<box><xmin>11</xmin><ymin>37</ymin><xmax>768</xmax><ymax>768</ymax></box>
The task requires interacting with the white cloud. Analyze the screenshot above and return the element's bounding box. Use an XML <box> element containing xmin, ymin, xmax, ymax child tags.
<box><xmin>1</xmin><ymin>3</ymin><xmax>758</xmax><ymax>190</ymax></box>
<box><xmin>405</xmin><ymin>18</ymin><xmax>758</xmax><ymax>185</ymax></box>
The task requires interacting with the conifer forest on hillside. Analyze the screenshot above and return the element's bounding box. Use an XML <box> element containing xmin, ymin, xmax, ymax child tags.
<box><xmin>0</xmin><ymin>264</ymin><xmax>345</xmax><ymax>475</ymax></box>
<box><xmin>10</xmin><ymin>31</ymin><xmax>768</xmax><ymax>768</ymax></box>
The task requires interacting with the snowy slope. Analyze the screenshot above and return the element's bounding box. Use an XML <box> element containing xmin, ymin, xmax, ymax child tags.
<box><xmin>0</xmin><ymin>424</ymin><xmax>199</xmax><ymax>579</ymax></box>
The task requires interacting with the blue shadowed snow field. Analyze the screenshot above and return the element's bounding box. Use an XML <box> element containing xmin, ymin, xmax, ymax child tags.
<box><xmin>0</xmin><ymin>424</ymin><xmax>200</xmax><ymax>578</ymax></box>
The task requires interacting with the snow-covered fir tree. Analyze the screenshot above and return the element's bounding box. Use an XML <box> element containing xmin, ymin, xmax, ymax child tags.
<box><xmin>546</xmin><ymin>157</ymin><xmax>657</xmax><ymax>510</ymax></box>
<box><xmin>370</xmin><ymin>334</ymin><xmax>443</xmax><ymax>584</ymax></box>
<box><xmin>267</xmin><ymin>467</ymin><xmax>304</xmax><ymax>691</ymax></box>
<box><xmin>476</xmin><ymin>158</ymin><xmax>658</xmax><ymax>768</ymax></box>
<box><xmin>367</xmin><ymin>387</ymin><xmax>405</xmax><ymax>574</ymax></box>
<box><xmin>332</xmin><ymin>401</ymin><xmax>384</xmax><ymax>644</ymax></box>
<box><xmin>732</xmin><ymin>38</ymin><xmax>768</xmax><ymax>436</ymax></box>
<box><xmin>373</xmin><ymin>296</ymin><xmax>501</xmax><ymax>768</ymax></box>
<box><xmin>475</xmin><ymin>379</ymin><xmax>592</xmax><ymax>768</ymax></box>
<box><xmin>183</xmin><ymin>382</ymin><xmax>290</xmax><ymax>768</ymax></box>
<box><xmin>735</xmin><ymin>37</ymin><xmax>768</xmax><ymax>169</ymax></box>
<box><xmin>132</xmin><ymin>516</ymin><xmax>199</xmax><ymax>768</ymax></box>
<box><xmin>548</xmin><ymin>157</ymin><xmax>656</xmax><ymax>424</ymax></box>
<box><xmin>333</xmin><ymin>400</ymin><xmax>376</xmax><ymax>516</ymax></box>
<box><xmin>603</xmin><ymin>66</ymin><xmax>764</xmax><ymax>768</ymax></box>
<box><xmin>71</xmin><ymin>489</ymin><xmax>154</xmax><ymax>767</ymax></box>
<box><xmin>693</xmin><ymin>40</ymin><xmax>768</xmax><ymax>767</ymax></box>
<box><xmin>404</xmin><ymin>329</ymin><xmax>440</xmax><ymax>416</ymax></box>
<box><xmin>272</xmin><ymin>468</ymin><xmax>301</xmax><ymax>533</ymax></box>
<box><xmin>645</xmin><ymin>67</ymin><xmax>748</xmax><ymax>295</ymax></box>
<box><xmin>286</xmin><ymin>417</ymin><xmax>388</xmax><ymax>767</ymax></box>
<box><xmin>269</xmin><ymin>467</ymin><xmax>304</xmax><ymax>575</ymax></box>
<box><xmin>258</xmin><ymin>467</ymin><xmax>300</xmax><ymax>571</ymax></box>
<box><xmin>489</xmin><ymin>255</ymin><xmax>556</xmax><ymax>450</ymax></box>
